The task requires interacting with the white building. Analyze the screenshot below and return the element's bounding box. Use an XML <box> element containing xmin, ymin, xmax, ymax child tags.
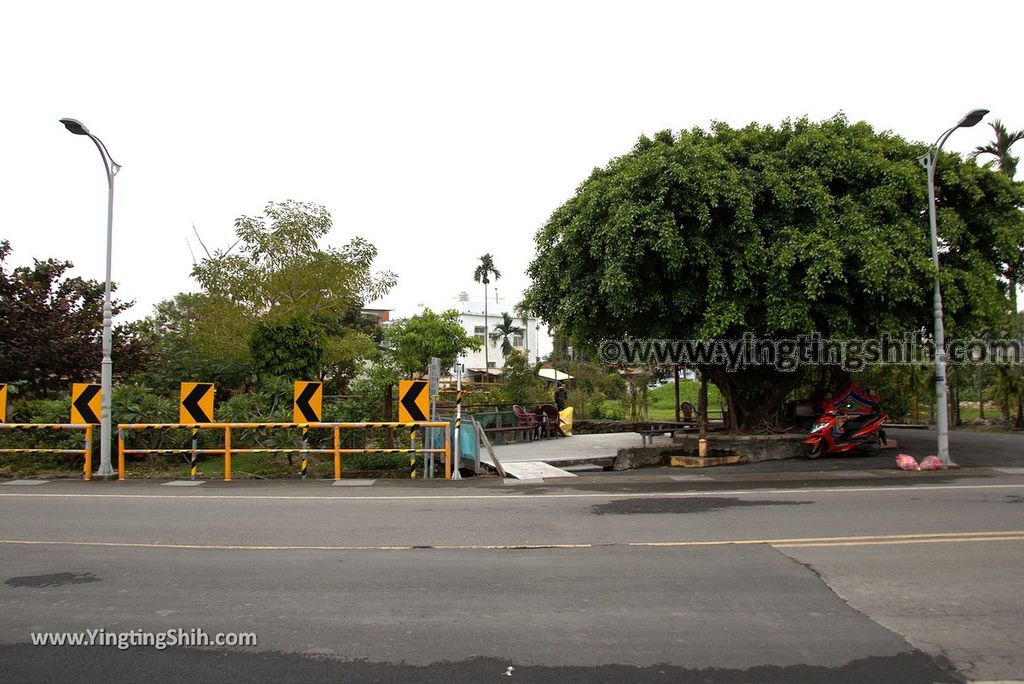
<box><xmin>415</xmin><ymin>292</ymin><xmax>549</xmax><ymax>373</ymax></box>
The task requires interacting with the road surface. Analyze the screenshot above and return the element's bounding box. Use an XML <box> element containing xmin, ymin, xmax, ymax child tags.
<box><xmin>0</xmin><ymin>471</ymin><xmax>1021</xmax><ymax>682</ymax></box>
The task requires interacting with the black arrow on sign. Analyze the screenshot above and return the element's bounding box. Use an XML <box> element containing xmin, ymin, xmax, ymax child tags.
<box><xmin>295</xmin><ymin>383</ymin><xmax>321</xmax><ymax>422</ymax></box>
<box><xmin>73</xmin><ymin>385</ymin><xmax>101</xmax><ymax>424</ymax></box>
<box><xmin>182</xmin><ymin>383</ymin><xmax>213</xmax><ymax>423</ymax></box>
<box><xmin>401</xmin><ymin>381</ymin><xmax>427</xmax><ymax>422</ymax></box>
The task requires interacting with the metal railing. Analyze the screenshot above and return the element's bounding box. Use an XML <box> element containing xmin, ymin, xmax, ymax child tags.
<box><xmin>0</xmin><ymin>424</ymin><xmax>93</xmax><ymax>480</ymax></box>
<box><xmin>116</xmin><ymin>422</ymin><xmax>452</xmax><ymax>481</ymax></box>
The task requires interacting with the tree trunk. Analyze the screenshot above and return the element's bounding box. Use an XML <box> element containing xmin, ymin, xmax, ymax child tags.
<box><xmin>977</xmin><ymin>367</ymin><xmax>985</xmax><ymax>419</ymax></box>
<box><xmin>697</xmin><ymin>371</ymin><xmax>708</xmax><ymax>421</ymax></box>
<box><xmin>383</xmin><ymin>384</ymin><xmax>394</xmax><ymax>448</ymax></box>
<box><xmin>954</xmin><ymin>384</ymin><xmax>961</xmax><ymax>427</ymax></box>
<box><xmin>701</xmin><ymin>365</ymin><xmax>807</xmax><ymax>432</ymax></box>
<box><xmin>1011</xmin><ymin>276</ymin><xmax>1023</xmax><ymax>430</ymax></box>
<box><xmin>698</xmin><ymin>375</ymin><xmax>709</xmax><ymax>442</ymax></box>
<box><xmin>483</xmin><ymin>283</ymin><xmax>489</xmax><ymax>375</ymax></box>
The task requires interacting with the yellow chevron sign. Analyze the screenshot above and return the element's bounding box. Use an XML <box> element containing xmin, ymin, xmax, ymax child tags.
<box><xmin>293</xmin><ymin>381</ymin><xmax>323</xmax><ymax>423</ymax></box>
<box><xmin>71</xmin><ymin>383</ymin><xmax>102</xmax><ymax>424</ymax></box>
<box><xmin>398</xmin><ymin>380</ymin><xmax>429</xmax><ymax>423</ymax></box>
<box><xmin>180</xmin><ymin>382</ymin><xmax>215</xmax><ymax>423</ymax></box>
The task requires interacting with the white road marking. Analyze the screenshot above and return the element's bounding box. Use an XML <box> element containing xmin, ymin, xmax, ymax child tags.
<box><xmin>162</xmin><ymin>481</ymin><xmax>206</xmax><ymax>486</ymax></box>
<box><xmin>0</xmin><ymin>530</ymin><xmax>1020</xmax><ymax>553</ymax></box>
<box><xmin>0</xmin><ymin>480</ymin><xmax>53</xmax><ymax>486</ymax></box>
<box><xmin>0</xmin><ymin>482</ymin><xmax>1020</xmax><ymax>502</ymax></box>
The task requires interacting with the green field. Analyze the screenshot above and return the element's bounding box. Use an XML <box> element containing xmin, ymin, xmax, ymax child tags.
<box><xmin>602</xmin><ymin>380</ymin><xmax>725</xmax><ymax>420</ymax></box>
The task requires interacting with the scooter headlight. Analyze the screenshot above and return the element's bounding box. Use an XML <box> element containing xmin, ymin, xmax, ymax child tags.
<box><xmin>811</xmin><ymin>421</ymin><xmax>830</xmax><ymax>432</ymax></box>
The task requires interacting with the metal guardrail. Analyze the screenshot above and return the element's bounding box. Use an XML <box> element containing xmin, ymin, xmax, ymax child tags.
<box><xmin>117</xmin><ymin>422</ymin><xmax>452</xmax><ymax>481</ymax></box>
<box><xmin>0</xmin><ymin>424</ymin><xmax>93</xmax><ymax>480</ymax></box>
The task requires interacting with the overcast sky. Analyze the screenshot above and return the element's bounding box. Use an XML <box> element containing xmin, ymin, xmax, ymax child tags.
<box><xmin>3</xmin><ymin>0</ymin><xmax>1021</xmax><ymax>333</ymax></box>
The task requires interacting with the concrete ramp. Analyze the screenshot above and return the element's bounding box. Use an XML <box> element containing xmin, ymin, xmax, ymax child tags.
<box><xmin>499</xmin><ymin>461</ymin><xmax>578</xmax><ymax>480</ymax></box>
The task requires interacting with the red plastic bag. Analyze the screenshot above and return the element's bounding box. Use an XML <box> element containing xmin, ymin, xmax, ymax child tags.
<box><xmin>896</xmin><ymin>453</ymin><xmax>920</xmax><ymax>471</ymax></box>
<box><xmin>919</xmin><ymin>455</ymin><xmax>943</xmax><ymax>470</ymax></box>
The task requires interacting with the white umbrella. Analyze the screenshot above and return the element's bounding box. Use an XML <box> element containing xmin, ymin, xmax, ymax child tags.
<box><xmin>537</xmin><ymin>368</ymin><xmax>573</xmax><ymax>382</ymax></box>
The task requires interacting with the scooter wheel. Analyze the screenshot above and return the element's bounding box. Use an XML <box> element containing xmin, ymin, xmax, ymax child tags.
<box><xmin>803</xmin><ymin>441</ymin><xmax>825</xmax><ymax>459</ymax></box>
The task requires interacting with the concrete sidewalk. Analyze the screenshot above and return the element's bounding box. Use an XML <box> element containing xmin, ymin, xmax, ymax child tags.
<box><xmin>487</xmin><ymin>432</ymin><xmax>644</xmax><ymax>464</ymax></box>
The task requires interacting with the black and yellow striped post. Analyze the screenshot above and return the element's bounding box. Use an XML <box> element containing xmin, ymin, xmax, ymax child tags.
<box><xmin>408</xmin><ymin>425</ymin><xmax>417</xmax><ymax>478</ymax></box>
<box><xmin>300</xmin><ymin>425</ymin><xmax>309</xmax><ymax>480</ymax></box>
<box><xmin>453</xmin><ymin>386</ymin><xmax>463</xmax><ymax>480</ymax></box>
<box><xmin>189</xmin><ymin>427</ymin><xmax>199</xmax><ymax>480</ymax></box>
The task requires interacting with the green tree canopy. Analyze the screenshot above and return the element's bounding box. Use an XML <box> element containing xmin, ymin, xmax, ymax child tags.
<box><xmin>383</xmin><ymin>308</ymin><xmax>480</xmax><ymax>377</ymax></box>
<box><xmin>134</xmin><ymin>293</ymin><xmax>253</xmax><ymax>391</ymax></box>
<box><xmin>0</xmin><ymin>241</ymin><xmax>150</xmax><ymax>397</ymax></box>
<box><xmin>192</xmin><ymin>200</ymin><xmax>396</xmax><ymax>322</ymax></box>
<box><xmin>525</xmin><ymin>116</ymin><xmax>1024</xmax><ymax>430</ymax></box>
<box><xmin>143</xmin><ymin>201</ymin><xmax>393</xmax><ymax>392</ymax></box>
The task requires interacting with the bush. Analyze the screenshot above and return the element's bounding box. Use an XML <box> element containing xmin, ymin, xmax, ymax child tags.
<box><xmin>599</xmin><ymin>399</ymin><xmax>627</xmax><ymax>421</ymax></box>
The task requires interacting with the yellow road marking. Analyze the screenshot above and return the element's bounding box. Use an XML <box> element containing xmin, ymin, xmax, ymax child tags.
<box><xmin>775</xmin><ymin>536</ymin><xmax>1024</xmax><ymax>548</ymax></box>
<box><xmin>633</xmin><ymin>530</ymin><xmax>1024</xmax><ymax>547</ymax></box>
<box><xmin>0</xmin><ymin>531</ymin><xmax>1020</xmax><ymax>553</ymax></box>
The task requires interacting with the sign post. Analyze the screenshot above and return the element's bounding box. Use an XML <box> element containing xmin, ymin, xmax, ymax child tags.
<box><xmin>293</xmin><ymin>381</ymin><xmax>323</xmax><ymax>479</ymax></box>
<box><xmin>180</xmin><ymin>382</ymin><xmax>215</xmax><ymax>480</ymax></box>
<box><xmin>0</xmin><ymin>383</ymin><xmax>7</xmax><ymax>422</ymax></box>
<box><xmin>427</xmin><ymin>358</ymin><xmax>440</xmax><ymax>478</ymax></box>
<box><xmin>453</xmin><ymin>363</ymin><xmax>462</xmax><ymax>480</ymax></box>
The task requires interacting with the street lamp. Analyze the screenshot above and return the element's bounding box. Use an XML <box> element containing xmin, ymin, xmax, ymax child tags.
<box><xmin>60</xmin><ymin>118</ymin><xmax>121</xmax><ymax>479</ymax></box>
<box><xmin>918</xmin><ymin>108</ymin><xmax>988</xmax><ymax>466</ymax></box>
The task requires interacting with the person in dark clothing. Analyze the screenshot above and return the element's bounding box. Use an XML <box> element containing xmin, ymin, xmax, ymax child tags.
<box><xmin>554</xmin><ymin>382</ymin><xmax>568</xmax><ymax>411</ymax></box>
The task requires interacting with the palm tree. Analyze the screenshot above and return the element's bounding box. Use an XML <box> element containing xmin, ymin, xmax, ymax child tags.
<box><xmin>489</xmin><ymin>312</ymin><xmax>524</xmax><ymax>359</ymax></box>
<box><xmin>974</xmin><ymin>119</ymin><xmax>1024</xmax><ymax>178</ymax></box>
<box><xmin>513</xmin><ymin>302</ymin><xmax>532</xmax><ymax>361</ymax></box>
<box><xmin>990</xmin><ymin>364</ymin><xmax>1022</xmax><ymax>422</ymax></box>
<box><xmin>948</xmin><ymin>363</ymin><xmax>969</xmax><ymax>427</ymax></box>
<box><xmin>974</xmin><ymin>120</ymin><xmax>1024</xmax><ymax>429</ymax></box>
<box><xmin>473</xmin><ymin>254</ymin><xmax>501</xmax><ymax>373</ymax></box>
<box><xmin>908</xmin><ymin>364</ymin><xmax>930</xmax><ymax>423</ymax></box>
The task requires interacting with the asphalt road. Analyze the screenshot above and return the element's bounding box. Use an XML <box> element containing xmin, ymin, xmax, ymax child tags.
<box><xmin>0</xmin><ymin>473</ymin><xmax>1021</xmax><ymax>682</ymax></box>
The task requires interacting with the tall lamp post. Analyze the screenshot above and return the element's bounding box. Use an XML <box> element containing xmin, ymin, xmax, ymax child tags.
<box><xmin>918</xmin><ymin>108</ymin><xmax>988</xmax><ymax>466</ymax></box>
<box><xmin>60</xmin><ymin>118</ymin><xmax>121</xmax><ymax>479</ymax></box>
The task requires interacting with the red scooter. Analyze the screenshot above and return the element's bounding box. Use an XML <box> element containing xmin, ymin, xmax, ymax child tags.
<box><xmin>803</xmin><ymin>385</ymin><xmax>887</xmax><ymax>459</ymax></box>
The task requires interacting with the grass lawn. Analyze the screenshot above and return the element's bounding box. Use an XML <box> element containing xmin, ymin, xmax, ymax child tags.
<box><xmin>603</xmin><ymin>380</ymin><xmax>725</xmax><ymax>421</ymax></box>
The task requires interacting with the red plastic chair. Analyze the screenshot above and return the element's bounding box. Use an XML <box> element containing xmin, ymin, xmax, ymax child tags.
<box><xmin>513</xmin><ymin>405</ymin><xmax>539</xmax><ymax>440</ymax></box>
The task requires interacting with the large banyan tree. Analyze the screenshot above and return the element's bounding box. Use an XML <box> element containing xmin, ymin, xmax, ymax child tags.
<box><xmin>525</xmin><ymin>116</ymin><xmax>1024</xmax><ymax>431</ymax></box>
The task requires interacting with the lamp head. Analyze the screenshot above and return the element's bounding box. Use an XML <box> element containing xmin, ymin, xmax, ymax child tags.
<box><xmin>957</xmin><ymin>109</ymin><xmax>988</xmax><ymax>128</ymax></box>
<box><xmin>59</xmin><ymin>118</ymin><xmax>91</xmax><ymax>136</ymax></box>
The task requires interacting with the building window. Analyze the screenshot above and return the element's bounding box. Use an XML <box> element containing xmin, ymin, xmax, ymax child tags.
<box><xmin>487</xmin><ymin>361</ymin><xmax>496</xmax><ymax>369</ymax></box>
<box><xmin>474</xmin><ymin>326</ymin><xmax>486</xmax><ymax>343</ymax></box>
<box><xmin>511</xmin><ymin>333</ymin><xmax>524</xmax><ymax>348</ymax></box>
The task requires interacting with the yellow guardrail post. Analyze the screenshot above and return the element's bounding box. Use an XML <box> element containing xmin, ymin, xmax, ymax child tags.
<box><xmin>224</xmin><ymin>425</ymin><xmax>232</xmax><ymax>482</ymax></box>
<box><xmin>444</xmin><ymin>423</ymin><xmax>452</xmax><ymax>480</ymax></box>
<box><xmin>333</xmin><ymin>426</ymin><xmax>341</xmax><ymax>480</ymax></box>
<box><xmin>117</xmin><ymin>427</ymin><xmax>125</xmax><ymax>480</ymax></box>
<box><xmin>84</xmin><ymin>425</ymin><xmax>93</xmax><ymax>481</ymax></box>
<box><xmin>110</xmin><ymin>421</ymin><xmax>448</xmax><ymax>481</ymax></box>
